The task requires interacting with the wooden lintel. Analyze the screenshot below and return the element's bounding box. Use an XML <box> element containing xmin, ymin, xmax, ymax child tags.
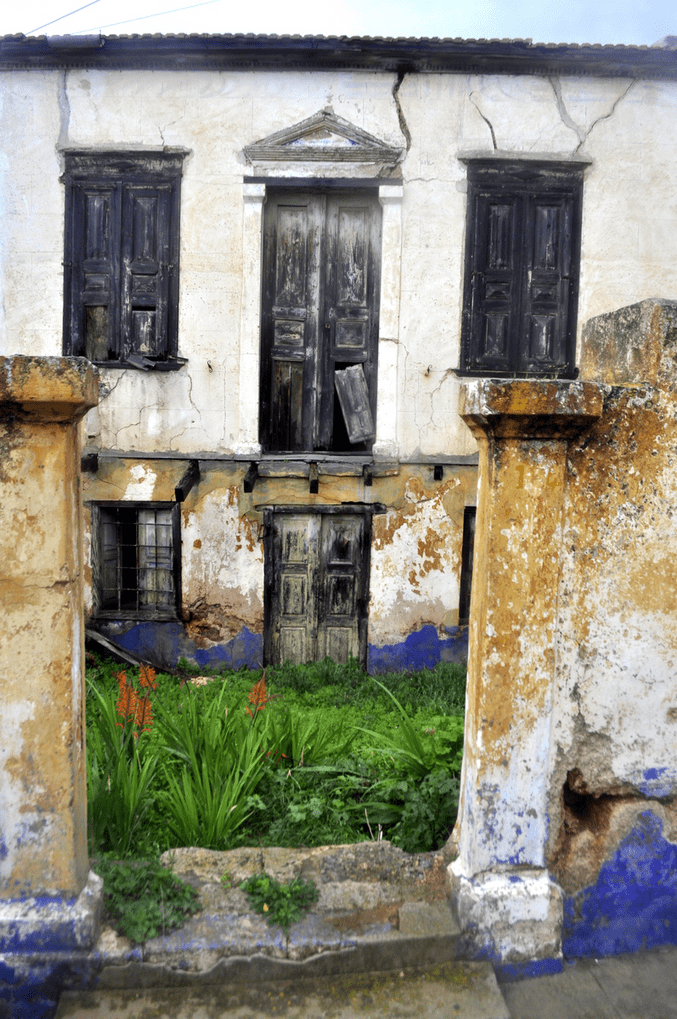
<box><xmin>243</xmin><ymin>461</ymin><xmax>259</xmax><ymax>493</ymax></box>
<box><xmin>175</xmin><ymin>459</ymin><xmax>200</xmax><ymax>502</ymax></box>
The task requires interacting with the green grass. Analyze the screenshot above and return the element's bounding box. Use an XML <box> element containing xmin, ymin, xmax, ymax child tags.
<box><xmin>85</xmin><ymin>653</ymin><xmax>466</xmax><ymax>859</ymax></box>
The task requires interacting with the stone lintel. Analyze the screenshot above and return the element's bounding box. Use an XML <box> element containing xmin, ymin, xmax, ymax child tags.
<box><xmin>0</xmin><ymin>355</ymin><xmax>99</xmax><ymax>421</ymax></box>
<box><xmin>449</xmin><ymin>866</ymin><xmax>563</xmax><ymax>965</ymax></box>
<box><xmin>459</xmin><ymin>378</ymin><xmax>604</xmax><ymax>440</ymax></box>
<box><xmin>0</xmin><ymin>871</ymin><xmax>103</xmax><ymax>953</ymax></box>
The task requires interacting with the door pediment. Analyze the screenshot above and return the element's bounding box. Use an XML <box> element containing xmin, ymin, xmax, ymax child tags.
<box><xmin>244</xmin><ymin>109</ymin><xmax>403</xmax><ymax>164</ymax></box>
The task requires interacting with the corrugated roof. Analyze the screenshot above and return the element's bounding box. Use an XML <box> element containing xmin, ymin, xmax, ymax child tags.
<box><xmin>0</xmin><ymin>32</ymin><xmax>675</xmax><ymax>76</ymax></box>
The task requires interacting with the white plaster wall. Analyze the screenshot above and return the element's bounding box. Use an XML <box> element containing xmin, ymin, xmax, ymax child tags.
<box><xmin>1</xmin><ymin>67</ymin><xmax>677</xmax><ymax>458</ymax></box>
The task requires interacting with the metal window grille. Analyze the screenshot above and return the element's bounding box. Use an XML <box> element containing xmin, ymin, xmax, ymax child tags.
<box><xmin>95</xmin><ymin>504</ymin><xmax>177</xmax><ymax>616</ymax></box>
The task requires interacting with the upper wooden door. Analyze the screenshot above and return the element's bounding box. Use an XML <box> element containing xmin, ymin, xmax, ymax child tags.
<box><xmin>260</xmin><ymin>190</ymin><xmax>381</xmax><ymax>453</ymax></box>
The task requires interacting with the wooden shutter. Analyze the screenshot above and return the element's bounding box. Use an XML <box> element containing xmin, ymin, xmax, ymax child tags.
<box><xmin>260</xmin><ymin>189</ymin><xmax>381</xmax><ymax>453</ymax></box>
<box><xmin>265</xmin><ymin>511</ymin><xmax>320</xmax><ymax>665</ymax></box>
<box><xmin>261</xmin><ymin>194</ymin><xmax>322</xmax><ymax>452</ymax></box>
<box><xmin>121</xmin><ymin>185</ymin><xmax>172</xmax><ymax>360</ymax></box>
<box><xmin>69</xmin><ymin>183</ymin><xmax>121</xmax><ymax>360</ymax></box>
<box><xmin>520</xmin><ymin>195</ymin><xmax>576</xmax><ymax>372</ymax></box>
<box><xmin>95</xmin><ymin>505</ymin><xmax>122</xmax><ymax>612</ymax></box>
<box><xmin>465</xmin><ymin>192</ymin><xmax>520</xmax><ymax>373</ymax></box>
<box><xmin>462</xmin><ymin>162</ymin><xmax>582</xmax><ymax>376</ymax></box>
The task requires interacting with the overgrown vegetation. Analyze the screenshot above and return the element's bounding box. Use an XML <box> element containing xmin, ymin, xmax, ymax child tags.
<box><xmin>86</xmin><ymin>654</ymin><xmax>466</xmax><ymax>874</ymax></box>
<box><xmin>239</xmin><ymin>872</ymin><xmax>319</xmax><ymax>937</ymax></box>
<box><xmin>93</xmin><ymin>856</ymin><xmax>200</xmax><ymax>944</ymax></box>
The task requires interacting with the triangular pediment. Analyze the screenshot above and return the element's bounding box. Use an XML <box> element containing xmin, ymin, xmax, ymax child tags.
<box><xmin>244</xmin><ymin>109</ymin><xmax>403</xmax><ymax>164</ymax></box>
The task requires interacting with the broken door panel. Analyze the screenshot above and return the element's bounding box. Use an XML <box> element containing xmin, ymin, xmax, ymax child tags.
<box><xmin>334</xmin><ymin>364</ymin><xmax>376</xmax><ymax>444</ymax></box>
<box><xmin>264</xmin><ymin>508</ymin><xmax>371</xmax><ymax>666</ymax></box>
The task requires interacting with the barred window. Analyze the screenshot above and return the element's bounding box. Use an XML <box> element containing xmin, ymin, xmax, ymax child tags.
<box><xmin>91</xmin><ymin>503</ymin><xmax>180</xmax><ymax>618</ymax></box>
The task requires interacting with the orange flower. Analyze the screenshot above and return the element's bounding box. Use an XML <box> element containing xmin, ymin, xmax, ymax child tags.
<box><xmin>115</xmin><ymin>673</ymin><xmax>138</xmax><ymax>723</ymax></box>
<box><xmin>115</xmin><ymin>668</ymin><xmax>155</xmax><ymax>737</ymax></box>
<box><xmin>135</xmin><ymin>695</ymin><xmax>153</xmax><ymax>734</ymax></box>
<box><xmin>246</xmin><ymin>671</ymin><xmax>268</xmax><ymax>719</ymax></box>
<box><xmin>139</xmin><ymin>664</ymin><xmax>157</xmax><ymax>690</ymax></box>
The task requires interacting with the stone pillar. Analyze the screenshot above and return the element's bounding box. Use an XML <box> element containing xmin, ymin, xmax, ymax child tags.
<box><xmin>0</xmin><ymin>357</ymin><xmax>102</xmax><ymax>953</ymax></box>
<box><xmin>450</xmin><ymin>379</ymin><xmax>603</xmax><ymax>969</ymax></box>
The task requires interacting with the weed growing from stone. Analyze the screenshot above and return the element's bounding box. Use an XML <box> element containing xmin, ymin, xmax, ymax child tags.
<box><xmin>93</xmin><ymin>857</ymin><xmax>200</xmax><ymax>944</ymax></box>
<box><xmin>239</xmin><ymin>872</ymin><xmax>318</xmax><ymax>937</ymax></box>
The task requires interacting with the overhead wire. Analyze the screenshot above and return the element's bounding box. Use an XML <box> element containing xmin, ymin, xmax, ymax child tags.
<box><xmin>71</xmin><ymin>0</ymin><xmax>222</xmax><ymax>34</ymax></box>
<box><xmin>27</xmin><ymin>0</ymin><xmax>102</xmax><ymax>35</ymax></box>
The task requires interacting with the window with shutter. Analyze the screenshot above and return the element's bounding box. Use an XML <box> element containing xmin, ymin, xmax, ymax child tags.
<box><xmin>91</xmin><ymin>503</ymin><xmax>180</xmax><ymax>619</ymax></box>
<box><xmin>460</xmin><ymin>161</ymin><xmax>584</xmax><ymax>377</ymax></box>
<box><xmin>63</xmin><ymin>152</ymin><xmax>184</xmax><ymax>368</ymax></box>
<box><xmin>260</xmin><ymin>189</ymin><xmax>381</xmax><ymax>453</ymax></box>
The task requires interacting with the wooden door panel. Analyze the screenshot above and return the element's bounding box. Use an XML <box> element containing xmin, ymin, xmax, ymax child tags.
<box><xmin>265</xmin><ymin>509</ymin><xmax>371</xmax><ymax>667</ymax></box>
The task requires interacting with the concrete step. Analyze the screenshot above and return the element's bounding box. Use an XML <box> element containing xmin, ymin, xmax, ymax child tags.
<box><xmin>56</xmin><ymin>961</ymin><xmax>511</xmax><ymax>1019</ymax></box>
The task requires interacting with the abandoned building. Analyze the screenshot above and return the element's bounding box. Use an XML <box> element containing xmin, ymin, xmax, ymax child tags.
<box><xmin>1</xmin><ymin>30</ymin><xmax>677</xmax><ymax>1012</ymax></box>
<box><xmin>5</xmin><ymin>31</ymin><xmax>672</xmax><ymax>674</ymax></box>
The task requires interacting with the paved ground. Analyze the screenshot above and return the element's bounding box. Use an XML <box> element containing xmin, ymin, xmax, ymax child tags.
<box><xmin>53</xmin><ymin>846</ymin><xmax>677</xmax><ymax>1018</ymax></box>
<box><xmin>499</xmin><ymin>945</ymin><xmax>677</xmax><ymax>1019</ymax></box>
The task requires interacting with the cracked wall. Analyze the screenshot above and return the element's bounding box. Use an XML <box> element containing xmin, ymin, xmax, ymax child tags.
<box><xmin>542</xmin><ymin>301</ymin><xmax>677</xmax><ymax>955</ymax></box>
<box><xmin>3</xmin><ymin>68</ymin><xmax>675</xmax><ymax>461</ymax></box>
<box><xmin>82</xmin><ymin>459</ymin><xmax>474</xmax><ymax>670</ymax></box>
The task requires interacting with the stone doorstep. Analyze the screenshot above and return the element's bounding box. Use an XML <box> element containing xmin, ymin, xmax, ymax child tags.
<box><xmin>56</xmin><ymin>961</ymin><xmax>511</xmax><ymax>1019</ymax></box>
<box><xmin>52</xmin><ymin>844</ymin><xmax>514</xmax><ymax>1017</ymax></box>
<box><xmin>87</xmin><ymin>843</ymin><xmax>462</xmax><ymax>987</ymax></box>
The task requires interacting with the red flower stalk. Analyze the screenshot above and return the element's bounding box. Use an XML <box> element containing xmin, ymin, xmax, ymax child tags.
<box><xmin>246</xmin><ymin>670</ymin><xmax>268</xmax><ymax>719</ymax></box>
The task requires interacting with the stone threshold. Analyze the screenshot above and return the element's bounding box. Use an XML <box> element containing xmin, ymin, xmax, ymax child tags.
<box><xmin>92</xmin><ymin>842</ymin><xmax>462</xmax><ymax>988</ymax></box>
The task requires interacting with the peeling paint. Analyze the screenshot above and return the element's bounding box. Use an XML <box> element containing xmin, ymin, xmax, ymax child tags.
<box><xmin>563</xmin><ymin>812</ymin><xmax>677</xmax><ymax>958</ymax></box>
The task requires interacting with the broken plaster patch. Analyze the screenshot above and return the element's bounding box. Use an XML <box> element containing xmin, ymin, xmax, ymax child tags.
<box><xmin>123</xmin><ymin>464</ymin><xmax>156</xmax><ymax>500</ymax></box>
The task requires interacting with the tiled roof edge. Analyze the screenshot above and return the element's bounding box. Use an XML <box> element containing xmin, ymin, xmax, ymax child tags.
<box><xmin>0</xmin><ymin>33</ymin><xmax>675</xmax><ymax>77</ymax></box>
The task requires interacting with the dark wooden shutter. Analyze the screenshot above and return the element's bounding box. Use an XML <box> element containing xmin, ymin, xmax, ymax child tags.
<box><xmin>70</xmin><ymin>183</ymin><xmax>121</xmax><ymax>359</ymax></box>
<box><xmin>261</xmin><ymin>195</ymin><xmax>322</xmax><ymax>452</ymax></box>
<box><xmin>96</xmin><ymin>505</ymin><xmax>122</xmax><ymax>612</ymax></box>
<box><xmin>462</xmin><ymin>162</ymin><xmax>582</xmax><ymax>376</ymax></box>
<box><xmin>260</xmin><ymin>189</ymin><xmax>381</xmax><ymax>453</ymax></box>
<box><xmin>465</xmin><ymin>193</ymin><xmax>520</xmax><ymax>373</ymax></box>
<box><xmin>121</xmin><ymin>185</ymin><xmax>172</xmax><ymax>359</ymax></box>
<box><xmin>520</xmin><ymin>195</ymin><xmax>576</xmax><ymax>372</ymax></box>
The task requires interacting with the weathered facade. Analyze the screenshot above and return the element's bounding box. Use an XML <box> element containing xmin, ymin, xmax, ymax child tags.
<box><xmin>1</xmin><ymin>33</ymin><xmax>675</xmax><ymax>673</ymax></box>
<box><xmin>1</xmin><ymin>32</ymin><xmax>677</xmax><ymax>983</ymax></box>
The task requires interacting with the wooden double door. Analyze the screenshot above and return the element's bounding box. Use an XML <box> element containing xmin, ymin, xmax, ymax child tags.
<box><xmin>260</xmin><ymin>189</ymin><xmax>381</xmax><ymax>453</ymax></box>
<box><xmin>264</xmin><ymin>507</ymin><xmax>372</xmax><ymax>667</ymax></box>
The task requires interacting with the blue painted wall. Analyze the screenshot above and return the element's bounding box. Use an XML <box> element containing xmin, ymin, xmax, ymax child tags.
<box><xmin>563</xmin><ymin>811</ymin><xmax>677</xmax><ymax>959</ymax></box>
<box><xmin>95</xmin><ymin>620</ymin><xmax>468</xmax><ymax>674</ymax></box>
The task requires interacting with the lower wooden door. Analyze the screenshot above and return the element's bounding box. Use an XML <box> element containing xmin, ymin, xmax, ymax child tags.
<box><xmin>264</xmin><ymin>507</ymin><xmax>372</xmax><ymax>667</ymax></box>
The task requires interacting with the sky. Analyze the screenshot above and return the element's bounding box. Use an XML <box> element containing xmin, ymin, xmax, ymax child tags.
<box><xmin>0</xmin><ymin>0</ymin><xmax>674</xmax><ymax>48</ymax></box>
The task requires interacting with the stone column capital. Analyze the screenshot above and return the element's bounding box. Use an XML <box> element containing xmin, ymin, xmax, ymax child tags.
<box><xmin>459</xmin><ymin>378</ymin><xmax>604</xmax><ymax>440</ymax></box>
<box><xmin>0</xmin><ymin>355</ymin><xmax>99</xmax><ymax>421</ymax></box>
